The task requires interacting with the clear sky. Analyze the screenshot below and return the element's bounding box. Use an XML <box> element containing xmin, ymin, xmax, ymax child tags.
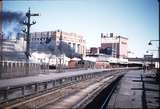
<box><xmin>3</xmin><ymin>0</ymin><xmax>159</xmax><ymax>58</ymax></box>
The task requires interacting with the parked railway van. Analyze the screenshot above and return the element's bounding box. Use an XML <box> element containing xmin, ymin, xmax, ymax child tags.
<box><xmin>95</xmin><ymin>61</ymin><xmax>110</xmax><ymax>69</ymax></box>
<box><xmin>68</xmin><ymin>58</ymin><xmax>95</xmax><ymax>69</ymax></box>
<box><xmin>68</xmin><ymin>59</ymin><xmax>78</xmax><ymax>69</ymax></box>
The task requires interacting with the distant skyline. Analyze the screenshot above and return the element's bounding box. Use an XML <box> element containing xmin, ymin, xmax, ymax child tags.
<box><xmin>2</xmin><ymin>0</ymin><xmax>159</xmax><ymax>58</ymax></box>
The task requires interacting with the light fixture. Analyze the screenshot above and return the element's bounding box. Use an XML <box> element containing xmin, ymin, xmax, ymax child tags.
<box><xmin>148</xmin><ymin>41</ymin><xmax>152</xmax><ymax>45</ymax></box>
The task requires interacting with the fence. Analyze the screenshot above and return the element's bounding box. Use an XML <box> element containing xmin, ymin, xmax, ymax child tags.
<box><xmin>0</xmin><ymin>61</ymin><xmax>49</xmax><ymax>79</ymax></box>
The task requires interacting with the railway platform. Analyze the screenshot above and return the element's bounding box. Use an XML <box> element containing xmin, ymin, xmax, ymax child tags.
<box><xmin>0</xmin><ymin>69</ymin><xmax>104</xmax><ymax>88</ymax></box>
<box><xmin>0</xmin><ymin>68</ymin><xmax>128</xmax><ymax>109</ymax></box>
<box><xmin>107</xmin><ymin>69</ymin><xmax>160</xmax><ymax>109</ymax></box>
<box><xmin>0</xmin><ymin>68</ymin><xmax>132</xmax><ymax>89</ymax></box>
<box><xmin>0</xmin><ymin>67</ymin><xmax>139</xmax><ymax>109</ymax></box>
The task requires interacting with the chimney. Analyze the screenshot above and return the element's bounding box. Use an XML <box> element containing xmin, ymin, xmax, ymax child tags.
<box><xmin>101</xmin><ymin>33</ymin><xmax>103</xmax><ymax>38</ymax></box>
<box><xmin>110</xmin><ymin>33</ymin><xmax>113</xmax><ymax>37</ymax></box>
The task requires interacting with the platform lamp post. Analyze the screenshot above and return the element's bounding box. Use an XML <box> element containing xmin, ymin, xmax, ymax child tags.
<box><xmin>146</xmin><ymin>50</ymin><xmax>155</xmax><ymax>69</ymax></box>
<box><xmin>22</xmin><ymin>8</ymin><xmax>39</xmax><ymax>75</ymax></box>
<box><xmin>57</xmin><ymin>30</ymin><xmax>63</xmax><ymax>72</ymax></box>
<box><xmin>146</xmin><ymin>49</ymin><xmax>159</xmax><ymax>68</ymax></box>
<box><xmin>148</xmin><ymin>40</ymin><xmax>160</xmax><ymax>79</ymax></box>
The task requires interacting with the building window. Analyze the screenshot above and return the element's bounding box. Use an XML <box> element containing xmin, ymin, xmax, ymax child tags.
<box><xmin>73</xmin><ymin>43</ymin><xmax>76</xmax><ymax>51</ymax></box>
<box><xmin>77</xmin><ymin>44</ymin><xmax>80</xmax><ymax>53</ymax></box>
<box><xmin>68</xmin><ymin>42</ymin><xmax>71</xmax><ymax>46</ymax></box>
<box><xmin>121</xmin><ymin>41</ymin><xmax>127</xmax><ymax>45</ymax></box>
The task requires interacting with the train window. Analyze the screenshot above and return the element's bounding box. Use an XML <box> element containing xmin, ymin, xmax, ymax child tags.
<box><xmin>78</xmin><ymin>61</ymin><xmax>84</xmax><ymax>64</ymax></box>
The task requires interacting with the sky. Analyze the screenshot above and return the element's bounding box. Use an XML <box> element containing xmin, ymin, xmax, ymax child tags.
<box><xmin>2</xmin><ymin>0</ymin><xmax>159</xmax><ymax>58</ymax></box>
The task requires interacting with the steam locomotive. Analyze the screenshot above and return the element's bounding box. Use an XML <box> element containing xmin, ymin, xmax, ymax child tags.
<box><xmin>68</xmin><ymin>59</ymin><xmax>95</xmax><ymax>69</ymax></box>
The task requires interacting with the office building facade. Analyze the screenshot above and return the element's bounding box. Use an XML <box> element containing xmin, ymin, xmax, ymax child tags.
<box><xmin>101</xmin><ymin>33</ymin><xmax>128</xmax><ymax>58</ymax></box>
<box><xmin>30</xmin><ymin>30</ymin><xmax>86</xmax><ymax>56</ymax></box>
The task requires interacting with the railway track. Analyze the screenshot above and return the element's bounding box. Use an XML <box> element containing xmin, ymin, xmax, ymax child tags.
<box><xmin>41</xmin><ymin>72</ymin><xmax>124</xmax><ymax>109</ymax></box>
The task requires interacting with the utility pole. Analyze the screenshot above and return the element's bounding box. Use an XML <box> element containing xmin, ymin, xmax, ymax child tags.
<box><xmin>59</xmin><ymin>31</ymin><xmax>63</xmax><ymax>72</ymax></box>
<box><xmin>22</xmin><ymin>8</ymin><xmax>39</xmax><ymax>75</ymax></box>
<box><xmin>158</xmin><ymin>0</ymin><xmax>160</xmax><ymax>76</ymax></box>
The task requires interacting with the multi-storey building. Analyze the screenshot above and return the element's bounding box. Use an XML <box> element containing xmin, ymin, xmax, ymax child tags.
<box><xmin>30</xmin><ymin>30</ymin><xmax>86</xmax><ymax>56</ymax></box>
<box><xmin>100</xmin><ymin>33</ymin><xmax>128</xmax><ymax>58</ymax></box>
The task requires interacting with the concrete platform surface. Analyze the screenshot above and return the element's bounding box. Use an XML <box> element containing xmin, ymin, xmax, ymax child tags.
<box><xmin>107</xmin><ymin>70</ymin><xmax>160</xmax><ymax>109</ymax></box>
<box><xmin>0</xmin><ymin>67</ymin><xmax>131</xmax><ymax>89</ymax></box>
<box><xmin>0</xmin><ymin>69</ymin><xmax>107</xmax><ymax>88</ymax></box>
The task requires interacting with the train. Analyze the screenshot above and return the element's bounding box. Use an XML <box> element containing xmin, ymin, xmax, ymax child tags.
<box><xmin>68</xmin><ymin>59</ymin><xmax>95</xmax><ymax>69</ymax></box>
<box><xmin>68</xmin><ymin>58</ymin><xmax>143</xmax><ymax>69</ymax></box>
<box><xmin>48</xmin><ymin>55</ymin><xmax>144</xmax><ymax>70</ymax></box>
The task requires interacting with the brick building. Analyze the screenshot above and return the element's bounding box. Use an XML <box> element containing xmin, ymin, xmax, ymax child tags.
<box><xmin>100</xmin><ymin>33</ymin><xmax>128</xmax><ymax>58</ymax></box>
<box><xmin>30</xmin><ymin>30</ymin><xmax>86</xmax><ymax>56</ymax></box>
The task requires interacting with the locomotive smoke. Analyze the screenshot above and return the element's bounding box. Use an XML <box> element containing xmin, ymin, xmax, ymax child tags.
<box><xmin>46</xmin><ymin>39</ymin><xmax>81</xmax><ymax>59</ymax></box>
<box><xmin>0</xmin><ymin>11</ymin><xmax>26</xmax><ymax>37</ymax></box>
<box><xmin>1</xmin><ymin>11</ymin><xmax>25</xmax><ymax>23</ymax></box>
<box><xmin>58</xmin><ymin>41</ymin><xmax>81</xmax><ymax>59</ymax></box>
<box><xmin>0</xmin><ymin>11</ymin><xmax>82</xmax><ymax>59</ymax></box>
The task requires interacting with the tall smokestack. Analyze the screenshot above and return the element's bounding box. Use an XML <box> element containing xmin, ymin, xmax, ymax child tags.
<box><xmin>110</xmin><ymin>33</ymin><xmax>113</xmax><ymax>37</ymax></box>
